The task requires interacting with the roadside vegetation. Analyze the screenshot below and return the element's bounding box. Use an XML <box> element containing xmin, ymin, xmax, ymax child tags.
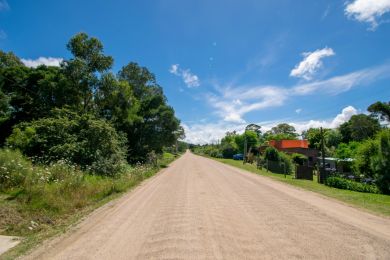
<box><xmin>0</xmin><ymin>33</ymin><xmax>186</xmax><ymax>258</ymax></box>
<box><xmin>192</xmin><ymin>102</ymin><xmax>390</xmax><ymax>215</ymax></box>
<box><xmin>191</xmin><ymin>101</ymin><xmax>390</xmax><ymax>195</ymax></box>
<box><xmin>212</xmin><ymin>157</ymin><xmax>390</xmax><ymax>217</ymax></box>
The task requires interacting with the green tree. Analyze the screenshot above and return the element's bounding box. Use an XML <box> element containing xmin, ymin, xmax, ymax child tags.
<box><xmin>373</xmin><ymin>129</ymin><xmax>390</xmax><ymax>194</ymax></box>
<box><xmin>264</xmin><ymin>123</ymin><xmax>298</xmax><ymax>140</ymax></box>
<box><xmin>353</xmin><ymin>139</ymin><xmax>379</xmax><ymax>178</ymax></box>
<box><xmin>303</xmin><ymin>128</ymin><xmax>325</xmax><ymax>149</ymax></box>
<box><xmin>368</xmin><ymin>101</ymin><xmax>390</xmax><ymax>122</ymax></box>
<box><xmin>335</xmin><ymin>142</ymin><xmax>360</xmax><ymax>159</ymax></box>
<box><xmin>63</xmin><ymin>32</ymin><xmax>113</xmax><ymax>112</ymax></box>
<box><xmin>339</xmin><ymin>114</ymin><xmax>381</xmax><ymax>142</ymax></box>
<box><xmin>234</xmin><ymin>131</ymin><xmax>258</xmax><ymax>153</ymax></box>
<box><xmin>0</xmin><ymin>50</ymin><xmax>23</xmax><ymax>68</ymax></box>
<box><xmin>117</xmin><ymin>63</ymin><xmax>181</xmax><ymax>162</ymax></box>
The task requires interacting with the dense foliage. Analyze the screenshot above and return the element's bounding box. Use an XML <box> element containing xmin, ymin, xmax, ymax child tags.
<box><xmin>0</xmin><ymin>33</ymin><xmax>182</xmax><ymax>175</ymax></box>
<box><xmin>325</xmin><ymin>177</ymin><xmax>380</xmax><ymax>194</ymax></box>
<box><xmin>192</xmin><ymin>101</ymin><xmax>389</xmax><ymax>194</ymax></box>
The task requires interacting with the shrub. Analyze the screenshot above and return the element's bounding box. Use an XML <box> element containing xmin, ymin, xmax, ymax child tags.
<box><xmin>0</xmin><ymin>149</ymin><xmax>32</xmax><ymax>190</ymax></box>
<box><xmin>279</xmin><ymin>152</ymin><xmax>293</xmax><ymax>174</ymax></box>
<box><xmin>7</xmin><ymin>109</ymin><xmax>127</xmax><ymax>176</ymax></box>
<box><xmin>264</xmin><ymin>147</ymin><xmax>280</xmax><ymax>162</ymax></box>
<box><xmin>325</xmin><ymin>177</ymin><xmax>380</xmax><ymax>194</ymax></box>
<box><xmin>222</xmin><ymin>145</ymin><xmax>237</xmax><ymax>159</ymax></box>
<box><xmin>291</xmin><ymin>153</ymin><xmax>308</xmax><ymax>165</ymax></box>
<box><xmin>373</xmin><ymin>129</ymin><xmax>390</xmax><ymax>194</ymax></box>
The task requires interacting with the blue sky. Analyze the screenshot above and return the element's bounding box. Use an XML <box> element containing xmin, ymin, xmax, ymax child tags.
<box><xmin>1</xmin><ymin>0</ymin><xmax>390</xmax><ymax>143</ymax></box>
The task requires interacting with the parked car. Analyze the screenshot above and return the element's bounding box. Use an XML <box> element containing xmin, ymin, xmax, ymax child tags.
<box><xmin>233</xmin><ymin>154</ymin><xmax>244</xmax><ymax>160</ymax></box>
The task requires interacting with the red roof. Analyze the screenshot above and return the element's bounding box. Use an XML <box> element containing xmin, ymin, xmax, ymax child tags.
<box><xmin>269</xmin><ymin>140</ymin><xmax>309</xmax><ymax>149</ymax></box>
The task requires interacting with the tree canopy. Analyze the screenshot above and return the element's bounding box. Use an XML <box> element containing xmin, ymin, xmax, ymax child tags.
<box><xmin>0</xmin><ymin>33</ymin><xmax>182</xmax><ymax>173</ymax></box>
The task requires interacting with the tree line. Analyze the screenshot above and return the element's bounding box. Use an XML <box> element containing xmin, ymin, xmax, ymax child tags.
<box><xmin>0</xmin><ymin>33</ymin><xmax>183</xmax><ymax>175</ymax></box>
<box><xmin>192</xmin><ymin>102</ymin><xmax>390</xmax><ymax>194</ymax></box>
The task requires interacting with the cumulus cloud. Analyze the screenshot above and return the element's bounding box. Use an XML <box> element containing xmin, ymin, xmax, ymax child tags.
<box><xmin>330</xmin><ymin>106</ymin><xmax>358</xmax><ymax>127</ymax></box>
<box><xmin>21</xmin><ymin>57</ymin><xmax>63</xmax><ymax>68</ymax></box>
<box><xmin>295</xmin><ymin>108</ymin><xmax>302</xmax><ymax>114</ymax></box>
<box><xmin>0</xmin><ymin>0</ymin><xmax>9</xmax><ymax>11</ymax></box>
<box><xmin>290</xmin><ymin>47</ymin><xmax>335</xmax><ymax>80</ymax></box>
<box><xmin>345</xmin><ymin>0</ymin><xmax>390</xmax><ymax>30</ymax></box>
<box><xmin>183</xmin><ymin>106</ymin><xmax>358</xmax><ymax>144</ymax></box>
<box><xmin>169</xmin><ymin>64</ymin><xmax>200</xmax><ymax>88</ymax></box>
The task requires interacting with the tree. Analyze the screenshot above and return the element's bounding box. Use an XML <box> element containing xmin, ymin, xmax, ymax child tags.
<box><xmin>325</xmin><ymin>129</ymin><xmax>342</xmax><ymax>148</ymax></box>
<box><xmin>63</xmin><ymin>32</ymin><xmax>113</xmax><ymax>112</ymax></box>
<box><xmin>368</xmin><ymin>101</ymin><xmax>390</xmax><ymax>122</ymax></box>
<box><xmin>117</xmin><ymin>62</ymin><xmax>157</xmax><ymax>99</ymax></box>
<box><xmin>117</xmin><ymin>63</ymin><xmax>180</xmax><ymax>162</ymax></box>
<box><xmin>373</xmin><ymin>129</ymin><xmax>390</xmax><ymax>194</ymax></box>
<box><xmin>303</xmin><ymin>128</ymin><xmax>325</xmax><ymax>149</ymax></box>
<box><xmin>339</xmin><ymin>114</ymin><xmax>381</xmax><ymax>142</ymax></box>
<box><xmin>0</xmin><ymin>50</ymin><xmax>24</xmax><ymax>68</ymax></box>
<box><xmin>335</xmin><ymin>142</ymin><xmax>360</xmax><ymax>159</ymax></box>
<box><xmin>265</xmin><ymin>123</ymin><xmax>298</xmax><ymax>140</ymax></box>
<box><xmin>234</xmin><ymin>131</ymin><xmax>258</xmax><ymax>153</ymax></box>
<box><xmin>353</xmin><ymin>139</ymin><xmax>379</xmax><ymax>178</ymax></box>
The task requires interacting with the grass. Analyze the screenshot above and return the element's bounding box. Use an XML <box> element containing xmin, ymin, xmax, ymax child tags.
<box><xmin>0</xmin><ymin>151</ymin><xmax>180</xmax><ymax>260</ymax></box>
<box><xmin>213</xmin><ymin>157</ymin><xmax>390</xmax><ymax>217</ymax></box>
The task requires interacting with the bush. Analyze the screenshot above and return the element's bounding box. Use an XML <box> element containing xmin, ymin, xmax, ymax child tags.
<box><xmin>279</xmin><ymin>152</ymin><xmax>293</xmax><ymax>174</ymax></box>
<box><xmin>325</xmin><ymin>177</ymin><xmax>380</xmax><ymax>194</ymax></box>
<box><xmin>291</xmin><ymin>153</ymin><xmax>308</xmax><ymax>165</ymax></box>
<box><xmin>222</xmin><ymin>145</ymin><xmax>237</xmax><ymax>159</ymax></box>
<box><xmin>7</xmin><ymin>109</ymin><xmax>127</xmax><ymax>176</ymax></box>
<box><xmin>264</xmin><ymin>147</ymin><xmax>280</xmax><ymax>161</ymax></box>
<box><xmin>373</xmin><ymin>129</ymin><xmax>390</xmax><ymax>194</ymax></box>
<box><xmin>0</xmin><ymin>149</ymin><xmax>32</xmax><ymax>190</ymax></box>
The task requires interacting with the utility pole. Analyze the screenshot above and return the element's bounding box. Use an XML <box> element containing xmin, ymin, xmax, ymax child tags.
<box><xmin>320</xmin><ymin>127</ymin><xmax>326</xmax><ymax>183</ymax></box>
<box><xmin>244</xmin><ymin>134</ymin><xmax>247</xmax><ymax>164</ymax></box>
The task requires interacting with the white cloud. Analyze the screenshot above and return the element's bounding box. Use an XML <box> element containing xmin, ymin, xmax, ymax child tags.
<box><xmin>183</xmin><ymin>106</ymin><xmax>358</xmax><ymax>144</ymax></box>
<box><xmin>207</xmin><ymin>86</ymin><xmax>288</xmax><ymax>124</ymax></box>
<box><xmin>182</xmin><ymin>122</ymin><xmax>247</xmax><ymax>145</ymax></box>
<box><xmin>330</xmin><ymin>106</ymin><xmax>358</xmax><ymax>128</ymax></box>
<box><xmin>169</xmin><ymin>64</ymin><xmax>200</xmax><ymax>88</ymax></box>
<box><xmin>21</xmin><ymin>57</ymin><xmax>63</xmax><ymax>68</ymax></box>
<box><xmin>207</xmin><ymin>63</ymin><xmax>390</xmax><ymax>125</ymax></box>
<box><xmin>0</xmin><ymin>0</ymin><xmax>9</xmax><ymax>11</ymax></box>
<box><xmin>290</xmin><ymin>47</ymin><xmax>335</xmax><ymax>80</ymax></box>
<box><xmin>345</xmin><ymin>0</ymin><xmax>390</xmax><ymax>29</ymax></box>
<box><xmin>292</xmin><ymin>63</ymin><xmax>390</xmax><ymax>95</ymax></box>
<box><xmin>295</xmin><ymin>108</ymin><xmax>302</xmax><ymax>114</ymax></box>
<box><xmin>169</xmin><ymin>64</ymin><xmax>179</xmax><ymax>75</ymax></box>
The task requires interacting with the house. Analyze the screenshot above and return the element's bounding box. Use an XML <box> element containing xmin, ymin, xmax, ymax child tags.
<box><xmin>267</xmin><ymin>140</ymin><xmax>319</xmax><ymax>166</ymax></box>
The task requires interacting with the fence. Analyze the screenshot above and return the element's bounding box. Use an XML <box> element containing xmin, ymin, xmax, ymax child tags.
<box><xmin>295</xmin><ymin>165</ymin><xmax>313</xmax><ymax>180</ymax></box>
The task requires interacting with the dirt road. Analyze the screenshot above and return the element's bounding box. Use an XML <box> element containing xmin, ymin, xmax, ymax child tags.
<box><xmin>25</xmin><ymin>151</ymin><xmax>390</xmax><ymax>259</ymax></box>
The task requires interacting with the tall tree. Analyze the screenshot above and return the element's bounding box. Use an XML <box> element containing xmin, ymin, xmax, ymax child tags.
<box><xmin>117</xmin><ymin>63</ymin><xmax>180</xmax><ymax>162</ymax></box>
<box><xmin>63</xmin><ymin>33</ymin><xmax>113</xmax><ymax>112</ymax></box>
<box><xmin>339</xmin><ymin>114</ymin><xmax>381</xmax><ymax>142</ymax></box>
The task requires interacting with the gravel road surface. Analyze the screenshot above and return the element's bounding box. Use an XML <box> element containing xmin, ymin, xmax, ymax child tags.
<box><xmin>25</xmin><ymin>151</ymin><xmax>390</xmax><ymax>259</ymax></box>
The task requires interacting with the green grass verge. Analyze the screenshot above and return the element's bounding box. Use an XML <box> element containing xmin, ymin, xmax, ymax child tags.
<box><xmin>0</xmin><ymin>152</ymin><xmax>180</xmax><ymax>260</ymax></box>
<box><xmin>213</xmin><ymin>157</ymin><xmax>390</xmax><ymax>217</ymax></box>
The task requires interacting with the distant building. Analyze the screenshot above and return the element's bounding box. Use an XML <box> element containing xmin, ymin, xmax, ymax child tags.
<box><xmin>267</xmin><ymin>140</ymin><xmax>319</xmax><ymax>166</ymax></box>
